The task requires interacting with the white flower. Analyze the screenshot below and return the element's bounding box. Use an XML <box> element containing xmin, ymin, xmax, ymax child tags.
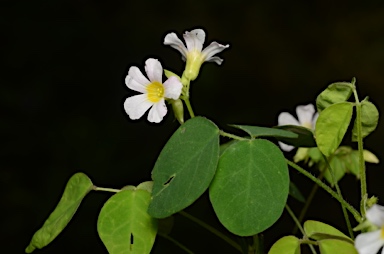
<box><xmin>355</xmin><ymin>204</ymin><xmax>384</xmax><ymax>254</ymax></box>
<box><xmin>164</xmin><ymin>28</ymin><xmax>229</xmax><ymax>81</ymax></box>
<box><xmin>124</xmin><ymin>58</ymin><xmax>182</xmax><ymax>123</ymax></box>
<box><xmin>277</xmin><ymin>104</ymin><xmax>319</xmax><ymax>151</ymax></box>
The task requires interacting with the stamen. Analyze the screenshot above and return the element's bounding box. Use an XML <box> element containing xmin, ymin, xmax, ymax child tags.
<box><xmin>146</xmin><ymin>82</ymin><xmax>164</xmax><ymax>103</ymax></box>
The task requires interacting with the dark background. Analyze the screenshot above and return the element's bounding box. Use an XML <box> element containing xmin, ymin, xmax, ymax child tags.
<box><xmin>3</xmin><ymin>0</ymin><xmax>384</xmax><ymax>253</ymax></box>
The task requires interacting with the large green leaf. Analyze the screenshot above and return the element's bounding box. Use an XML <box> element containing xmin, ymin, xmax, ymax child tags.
<box><xmin>230</xmin><ymin>125</ymin><xmax>298</xmax><ymax>139</ymax></box>
<box><xmin>25</xmin><ymin>173</ymin><xmax>93</xmax><ymax>253</ymax></box>
<box><xmin>316</xmin><ymin>81</ymin><xmax>353</xmax><ymax>112</ymax></box>
<box><xmin>315</xmin><ymin>102</ymin><xmax>353</xmax><ymax>157</ymax></box>
<box><xmin>148</xmin><ymin>117</ymin><xmax>220</xmax><ymax>218</ymax></box>
<box><xmin>209</xmin><ymin>139</ymin><xmax>289</xmax><ymax>236</ymax></box>
<box><xmin>304</xmin><ymin>220</ymin><xmax>352</xmax><ymax>243</ymax></box>
<box><xmin>268</xmin><ymin>236</ymin><xmax>300</xmax><ymax>254</ymax></box>
<box><xmin>98</xmin><ymin>189</ymin><xmax>157</xmax><ymax>254</ymax></box>
<box><xmin>352</xmin><ymin>100</ymin><xmax>379</xmax><ymax>141</ymax></box>
<box><xmin>318</xmin><ymin>239</ymin><xmax>358</xmax><ymax>254</ymax></box>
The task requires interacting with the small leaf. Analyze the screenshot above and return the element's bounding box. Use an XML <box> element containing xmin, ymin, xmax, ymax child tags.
<box><xmin>316</xmin><ymin>82</ymin><xmax>353</xmax><ymax>112</ymax></box>
<box><xmin>318</xmin><ymin>239</ymin><xmax>358</xmax><ymax>254</ymax></box>
<box><xmin>275</xmin><ymin>125</ymin><xmax>316</xmax><ymax>148</ymax></box>
<box><xmin>209</xmin><ymin>139</ymin><xmax>289</xmax><ymax>236</ymax></box>
<box><xmin>230</xmin><ymin>125</ymin><xmax>298</xmax><ymax>139</ymax></box>
<box><xmin>164</xmin><ymin>69</ymin><xmax>180</xmax><ymax>80</ymax></box>
<box><xmin>25</xmin><ymin>173</ymin><xmax>93</xmax><ymax>253</ymax></box>
<box><xmin>304</xmin><ymin>220</ymin><xmax>352</xmax><ymax>243</ymax></box>
<box><xmin>315</xmin><ymin>102</ymin><xmax>354</xmax><ymax>157</ymax></box>
<box><xmin>322</xmin><ymin>155</ymin><xmax>346</xmax><ymax>186</ymax></box>
<box><xmin>289</xmin><ymin>182</ymin><xmax>305</xmax><ymax>203</ymax></box>
<box><xmin>98</xmin><ymin>189</ymin><xmax>157</xmax><ymax>254</ymax></box>
<box><xmin>148</xmin><ymin>117</ymin><xmax>220</xmax><ymax>218</ymax></box>
<box><xmin>352</xmin><ymin>100</ymin><xmax>379</xmax><ymax>141</ymax></box>
<box><xmin>268</xmin><ymin>236</ymin><xmax>300</xmax><ymax>254</ymax></box>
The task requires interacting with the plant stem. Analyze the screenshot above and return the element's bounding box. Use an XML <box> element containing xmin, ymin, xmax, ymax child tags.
<box><xmin>322</xmin><ymin>155</ymin><xmax>354</xmax><ymax>239</ymax></box>
<box><xmin>219</xmin><ymin>130</ymin><xmax>249</xmax><ymax>141</ymax></box>
<box><xmin>92</xmin><ymin>186</ymin><xmax>120</xmax><ymax>193</ymax></box>
<box><xmin>353</xmin><ymin>87</ymin><xmax>367</xmax><ymax>217</ymax></box>
<box><xmin>183</xmin><ymin>97</ymin><xmax>195</xmax><ymax>118</ymax></box>
<box><xmin>286</xmin><ymin>160</ymin><xmax>362</xmax><ymax>223</ymax></box>
<box><xmin>179</xmin><ymin>211</ymin><xmax>242</xmax><ymax>253</ymax></box>
<box><xmin>285</xmin><ymin>205</ymin><xmax>317</xmax><ymax>254</ymax></box>
<box><xmin>158</xmin><ymin>233</ymin><xmax>195</xmax><ymax>254</ymax></box>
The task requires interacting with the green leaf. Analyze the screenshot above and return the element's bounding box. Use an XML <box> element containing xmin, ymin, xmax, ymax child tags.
<box><xmin>275</xmin><ymin>125</ymin><xmax>316</xmax><ymax>148</ymax></box>
<box><xmin>148</xmin><ymin>117</ymin><xmax>220</xmax><ymax>218</ymax></box>
<box><xmin>209</xmin><ymin>139</ymin><xmax>289</xmax><ymax>236</ymax></box>
<box><xmin>304</xmin><ymin>220</ymin><xmax>352</xmax><ymax>243</ymax></box>
<box><xmin>98</xmin><ymin>189</ymin><xmax>157</xmax><ymax>254</ymax></box>
<box><xmin>220</xmin><ymin>139</ymin><xmax>239</xmax><ymax>156</ymax></box>
<box><xmin>352</xmin><ymin>100</ymin><xmax>379</xmax><ymax>141</ymax></box>
<box><xmin>230</xmin><ymin>125</ymin><xmax>298</xmax><ymax>139</ymax></box>
<box><xmin>316</xmin><ymin>82</ymin><xmax>353</xmax><ymax>112</ymax></box>
<box><xmin>318</xmin><ymin>239</ymin><xmax>358</xmax><ymax>254</ymax></box>
<box><xmin>268</xmin><ymin>236</ymin><xmax>300</xmax><ymax>254</ymax></box>
<box><xmin>289</xmin><ymin>182</ymin><xmax>305</xmax><ymax>203</ymax></box>
<box><xmin>315</xmin><ymin>102</ymin><xmax>354</xmax><ymax>157</ymax></box>
<box><xmin>25</xmin><ymin>173</ymin><xmax>93</xmax><ymax>253</ymax></box>
<box><xmin>322</xmin><ymin>155</ymin><xmax>346</xmax><ymax>186</ymax></box>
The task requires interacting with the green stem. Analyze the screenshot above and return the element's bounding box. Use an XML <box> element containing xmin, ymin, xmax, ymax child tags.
<box><xmin>183</xmin><ymin>97</ymin><xmax>195</xmax><ymax>118</ymax></box>
<box><xmin>158</xmin><ymin>233</ymin><xmax>195</xmax><ymax>254</ymax></box>
<box><xmin>353</xmin><ymin>86</ymin><xmax>367</xmax><ymax>217</ymax></box>
<box><xmin>179</xmin><ymin>211</ymin><xmax>242</xmax><ymax>253</ymax></box>
<box><xmin>286</xmin><ymin>160</ymin><xmax>362</xmax><ymax>223</ymax></box>
<box><xmin>285</xmin><ymin>205</ymin><xmax>317</xmax><ymax>254</ymax></box>
<box><xmin>92</xmin><ymin>186</ymin><xmax>120</xmax><ymax>193</ymax></box>
<box><xmin>219</xmin><ymin>130</ymin><xmax>249</xmax><ymax>141</ymax></box>
<box><xmin>322</xmin><ymin>155</ymin><xmax>354</xmax><ymax>239</ymax></box>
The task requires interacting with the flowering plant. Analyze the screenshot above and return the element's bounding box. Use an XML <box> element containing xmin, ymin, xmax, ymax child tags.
<box><xmin>26</xmin><ymin>28</ymin><xmax>381</xmax><ymax>254</ymax></box>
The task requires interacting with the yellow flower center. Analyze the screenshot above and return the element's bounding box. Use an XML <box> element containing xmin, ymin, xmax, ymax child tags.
<box><xmin>146</xmin><ymin>82</ymin><xmax>164</xmax><ymax>103</ymax></box>
<box><xmin>381</xmin><ymin>227</ymin><xmax>384</xmax><ymax>239</ymax></box>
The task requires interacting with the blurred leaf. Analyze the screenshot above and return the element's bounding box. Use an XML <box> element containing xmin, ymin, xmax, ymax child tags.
<box><xmin>148</xmin><ymin>117</ymin><xmax>220</xmax><ymax>218</ymax></box>
<box><xmin>304</xmin><ymin>220</ymin><xmax>352</xmax><ymax>243</ymax></box>
<box><xmin>25</xmin><ymin>173</ymin><xmax>93</xmax><ymax>253</ymax></box>
<box><xmin>316</xmin><ymin>82</ymin><xmax>353</xmax><ymax>112</ymax></box>
<box><xmin>315</xmin><ymin>102</ymin><xmax>353</xmax><ymax>157</ymax></box>
<box><xmin>230</xmin><ymin>125</ymin><xmax>298</xmax><ymax>139</ymax></box>
<box><xmin>352</xmin><ymin>100</ymin><xmax>379</xmax><ymax>141</ymax></box>
<box><xmin>275</xmin><ymin>125</ymin><xmax>316</xmax><ymax>148</ymax></box>
<box><xmin>318</xmin><ymin>239</ymin><xmax>357</xmax><ymax>254</ymax></box>
<box><xmin>209</xmin><ymin>139</ymin><xmax>289</xmax><ymax>236</ymax></box>
<box><xmin>289</xmin><ymin>182</ymin><xmax>305</xmax><ymax>203</ymax></box>
<box><xmin>98</xmin><ymin>189</ymin><xmax>157</xmax><ymax>254</ymax></box>
<box><xmin>268</xmin><ymin>236</ymin><xmax>300</xmax><ymax>254</ymax></box>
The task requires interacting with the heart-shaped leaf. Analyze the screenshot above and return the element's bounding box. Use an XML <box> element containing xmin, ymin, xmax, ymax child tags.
<box><xmin>209</xmin><ymin>139</ymin><xmax>289</xmax><ymax>236</ymax></box>
<box><xmin>25</xmin><ymin>173</ymin><xmax>93</xmax><ymax>253</ymax></box>
<box><xmin>148</xmin><ymin>117</ymin><xmax>220</xmax><ymax>218</ymax></box>
<box><xmin>98</xmin><ymin>189</ymin><xmax>158</xmax><ymax>254</ymax></box>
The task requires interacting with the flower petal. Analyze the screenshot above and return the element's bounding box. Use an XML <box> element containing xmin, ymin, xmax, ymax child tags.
<box><xmin>278</xmin><ymin>141</ymin><xmax>295</xmax><ymax>152</ymax></box>
<box><xmin>124</xmin><ymin>94</ymin><xmax>153</xmax><ymax>120</ymax></box>
<box><xmin>312</xmin><ymin>112</ymin><xmax>319</xmax><ymax>129</ymax></box>
<box><xmin>163</xmin><ymin>76</ymin><xmax>182</xmax><ymax>100</ymax></box>
<box><xmin>183</xmin><ymin>29</ymin><xmax>205</xmax><ymax>52</ymax></box>
<box><xmin>126</xmin><ymin>66</ymin><xmax>150</xmax><ymax>93</ymax></box>
<box><xmin>202</xmin><ymin>42</ymin><xmax>229</xmax><ymax>64</ymax></box>
<box><xmin>164</xmin><ymin>32</ymin><xmax>188</xmax><ymax>59</ymax></box>
<box><xmin>355</xmin><ymin>230</ymin><xmax>384</xmax><ymax>254</ymax></box>
<box><xmin>278</xmin><ymin>112</ymin><xmax>300</xmax><ymax>126</ymax></box>
<box><xmin>144</xmin><ymin>58</ymin><xmax>163</xmax><ymax>83</ymax></box>
<box><xmin>147</xmin><ymin>99</ymin><xmax>167</xmax><ymax>123</ymax></box>
<box><xmin>367</xmin><ymin>205</ymin><xmax>384</xmax><ymax>227</ymax></box>
<box><xmin>296</xmin><ymin>104</ymin><xmax>316</xmax><ymax>127</ymax></box>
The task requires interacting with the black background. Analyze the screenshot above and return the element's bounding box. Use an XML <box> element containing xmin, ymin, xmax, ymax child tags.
<box><xmin>3</xmin><ymin>0</ymin><xmax>384</xmax><ymax>253</ymax></box>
